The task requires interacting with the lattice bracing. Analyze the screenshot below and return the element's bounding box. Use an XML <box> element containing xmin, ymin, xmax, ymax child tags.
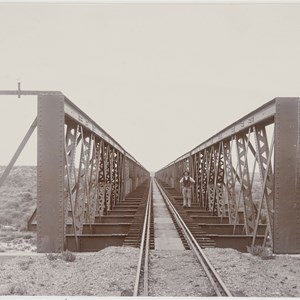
<box><xmin>156</xmin><ymin>98</ymin><xmax>300</xmax><ymax>254</ymax></box>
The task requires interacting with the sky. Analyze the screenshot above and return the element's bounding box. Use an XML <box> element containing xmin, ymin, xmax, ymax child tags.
<box><xmin>1</xmin><ymin>3</ymin><xmax>300</xmax><ymax>172</ymax></box>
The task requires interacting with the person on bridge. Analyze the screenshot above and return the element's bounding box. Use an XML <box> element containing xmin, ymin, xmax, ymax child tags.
<box><xmin>179</xmin><ymin>171</ymin><xmax>195</xmax><ymax>208</ymax></box>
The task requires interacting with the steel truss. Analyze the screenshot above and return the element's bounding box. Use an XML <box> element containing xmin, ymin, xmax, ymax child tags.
<box><xmin>0</xmin><ymin>91</ymin><xmax>149</xmax><ymax>253</ymax></box>
<box><xmin>155</xmin><ymin>98</ymin><xmax>300</xmax><ymax>254</ymax></box>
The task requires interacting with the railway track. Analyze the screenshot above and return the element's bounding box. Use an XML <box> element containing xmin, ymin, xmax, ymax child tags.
<box><xmin>133</xmin><ymin>177</ymin><xmax>232</xmax><ymax>297</ymax></box>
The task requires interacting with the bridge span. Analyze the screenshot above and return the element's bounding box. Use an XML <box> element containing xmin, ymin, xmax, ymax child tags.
<box><xmin>156</xmin><ymin>98</ymin><xmax>300</xmax><ymax>254</ymax></box>
<box><xmin>0</xmin><ymin>90</ymin><xmax>299</xmax><ymax>254</ymax></box>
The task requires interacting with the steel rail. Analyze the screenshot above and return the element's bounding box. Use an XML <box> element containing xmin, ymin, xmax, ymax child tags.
<box><xmin>133</xmin><ymin>178</ymin><xmax>152</xmax><ymax>296</ymax></box>
<box><xmin>154</xmin><ymin>178</ymin><xmax>232</xmax><ymax>297</ymax></box>
<box><xmin>144</xmin><ymin>180</ymin><xmax>152</xmax><ymax>296</ymax></box>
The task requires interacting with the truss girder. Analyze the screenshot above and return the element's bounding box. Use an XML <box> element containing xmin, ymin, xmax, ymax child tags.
<box><xmin>36</xmin><ymin>94</ymin><xmax>149</xmax><ymax>253</ymax></box>
<box><xmin>156</xmin><ymin>98</ymin><xmax>300</xmax><ymax>254</ymax></box>
<box><xmin>19</xmin><ymin>92</ymin><xmax>300</xmax><ymax>253</ymax></box>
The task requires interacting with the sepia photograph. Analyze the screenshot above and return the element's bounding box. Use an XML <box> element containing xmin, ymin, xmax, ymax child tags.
<box><xmin>0</xmin><ymin>0</ymin><xmax>300</xmax><ymax>298</ymax></box>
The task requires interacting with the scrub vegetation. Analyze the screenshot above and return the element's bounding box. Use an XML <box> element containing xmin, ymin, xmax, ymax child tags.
<box><xmin>0</xmin><ymin>166</ymin><xmax>37</xmax><ymax>252</ymax></box>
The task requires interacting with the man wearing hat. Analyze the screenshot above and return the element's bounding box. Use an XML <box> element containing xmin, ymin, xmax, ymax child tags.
<box><xmin>179</xmin><ymin>171</ymin><xmax>195</xmax><ymax>207</ymax></box>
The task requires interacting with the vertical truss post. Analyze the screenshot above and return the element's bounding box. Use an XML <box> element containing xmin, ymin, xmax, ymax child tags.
<box><xmin>207</xmin><ymin>147</ymin><xmax>216</xmax><ymax>213</ymax></box>
<box><xmin>178</xmin><ymin>162</ymin><xmax>182</xmax><ymax>191</ymax></box>
<box><xmin>274</xmin><ymin>98</ymin><xmax>300</xmax><ymax>253</ymax></box>
<box><xmin>89</xmin><ymin>135</ymin><xmax>100</xmax><ymax>223</ymax></box>
<box><xmin>37</xmin><ymin>94</ymin><xmax>65</xmax><ymax>253</ymax></box>
<box><xmin>64</xmin><ymin>122</ymin><xmax>79</xmax><ymax>248</ymax></box>
<box><xmin>176</xmin><ymin>162</ymin><xmax>181</xmax><ymax>191</ymax></box>
<box><xmin>235</xmin><ymin>130</ymin><xmax>256</xmax><ymax>235</ymax></box>
<box><xmin>111</xmin><ymin>148</ymin><xmax>116</xmax><ymax>208</ymax></box>
<box><xmin>73</xmin><ymin>127</ymin><xmax>91</xmax><ymax>235</ymax></box>
<box><xmin>189</xmin><ymin>153</ymin><xmax>195</xmax><ymax>203</ymax></box>
<box><xmin>200</xmin><ymin>150</ymin><xmax>208</xmax><ymax>208</ymax></box>
<box><xmin>194</xmin><ymin>152</ymin><xmax>200</xmax><ymax>203</ymax></box>
<box><xmin>115</xmin><ymin>151</ymin><xmax>121</xmax><ymax>205</ymax></box>
<box><xmin>104</xmin><ymin>144</ymin><xmax>112</xmax><ymax>211</ymax></box>
<box><xmin>64</xmin><ymin>142</ymin><xmax>78</xmax><ymax>250</ymax></box>
<box><xmin>223</xmin><ymin>139</ymin><xmax>237</xmax><ymax>224</ymax></box>
<box><xmin>198</xmin><ymin>152</ymin><xmax>203</xmax><ymax>207</ymax></box>
<box><xmin>97</xmin><ymin>140</ymin><xmax>106</xmax><ymax>217</ymax></box>
<box><xmin>174</xmin><ymin>162</ymin><xmax>179</xmax><ymax>192</ymax></box>
<box><xmin>253</xmin><ymin>125</ymin><xmax>274</xmax><ymax>247</ymax></box>
<box><xmin>87</xmin><ymin>134</ymin><xmax>99</xmax><ymax>224</ymax></box>
<box><xmin>215</xmin><ymin>143</ymin><xmax>225</xmax><ymax>217</ymax></box>
<box><xmin>252</xmin><ymin>132</ymin><xmax>274</xmax><ymax>247</ymax></box>
<box><xmin>171</xmin><ymin>162</ymin><xmax>175</xmax><ymax>188</ymax></box>
<box><xmin>210</xmin><ymin>147</ymin><xmax>218</xmax><ymax>215</ymax></box>
<box><xmin>124</xmin><ymin>155</ymin><xmax>130</xmax><ymax>195</ymax></box>
<box><xmin>133</xmin><ymin>164</ymin><xmax>138</xmax><ymax>190</ymax></box>
<box><xmin>118</xmin><ymin>152</ymin><xmax>124</xmax><ymax>202</ymax></box>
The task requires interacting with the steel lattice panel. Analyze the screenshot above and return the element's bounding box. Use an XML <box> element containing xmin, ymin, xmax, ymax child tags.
<box><xmin>156</xmin><ymin>97</ymin><xmax>300</xmax><ymax>254</ymax></box>
<box><xmin>35</xmin><ymin>93</ymin><xmax>149</xmax><ymax>253</ymax></box>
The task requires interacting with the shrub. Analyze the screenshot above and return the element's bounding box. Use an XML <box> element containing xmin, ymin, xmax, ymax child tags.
<box><xmin>9</xmin><ymin>285</ymin><xmax>27</xmax><ymax>295</ymax></box>
<box><xmin>0</xmin><ymin>166</ymin><xmax>37</xmax><ymax>230</ymax></box>
<box><xmin>20</xmin><ymin>192</ymin><xmax>33</xmax><ymax>202</ymax></box>
<box><xmin>1</xmin><ymin>225</ymin><xmax>16</xmax><ymax>232</ymax></box>
<box><xmin>23</xmin><ymin>232</ymin><xmax>33</xmax><ymax>240</ymax></box>
<box><xmin>61</xmin><ymin>250</ymin><xmax>76</xmax><ymax>262</ymax></box>
<box><xmin>247</xmin><ymin>245</ymin><xmax>275</xmax><ymax>260</ymax></box>
<box><xmin>46</xmin><ymin>253</ymin><xmax>60</xmax><ymax>261</ymax></box>
<box><xmin>0</xmin><ymin>214</ymin><xmax>13</xmax><ymax>225</ymax></box>
<box><xmin>46</xmin><ymin>250</ymin><xmax>76</xmax><ymax>262</ymax></box>
<box><xmin>17</xmin><ymin>258</ymin><xmax>34</xmax><ymax>271</ymax></box>
<box><xmin>28</xmin><ymin>236</ymin><xmax>37</xmax><ymax>246</ymax></box>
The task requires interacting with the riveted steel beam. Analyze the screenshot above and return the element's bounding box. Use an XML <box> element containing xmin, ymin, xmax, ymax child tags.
<box><xmin>274</xmin><ymin>98</ymin><xmax>300</xmax><ymax>253</ymax></box>
<box><xmin>156</xmin><ymin>97</ymin><xmax>300</xmax><ymax>253</ymax></box>
<box><xmin>37</xmin><ymin>94</ymin><xmax>65</xmax><ymax>253</ymax></box>
<box><xmin>162</xmin><ymin>99</ymin><xmax>276</xmax><ymax>169</ymax></box>
<box><xmin>1</xmin><ymin>89</ymin><xmax>149</xmax><ymax>253</ymax></box>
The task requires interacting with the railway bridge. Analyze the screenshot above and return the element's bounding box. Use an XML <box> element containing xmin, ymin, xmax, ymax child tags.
<box><xmin>1</xmin><ymin>89</ymin><xmax>300</xmax><ymax>255</ymax></box>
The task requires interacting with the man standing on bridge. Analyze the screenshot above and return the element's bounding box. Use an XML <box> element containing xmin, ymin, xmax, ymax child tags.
<box><xmin>179</xmin><ymin>171</ymin><xmax>195</xmax><ymax>208</ymax></box>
